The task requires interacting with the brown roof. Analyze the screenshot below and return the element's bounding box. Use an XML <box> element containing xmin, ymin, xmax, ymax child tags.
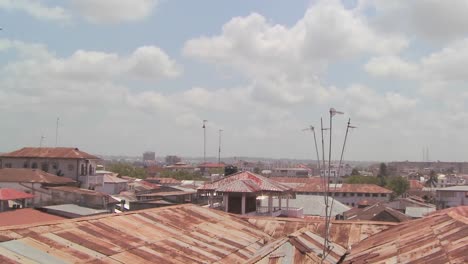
<box><xmin>0</xmin><ymin>147</ymin><xmax>100</xmax><ymax>159</ymax></box>
<box><xmin>344</xmin><ymin>203</ymin><xmax>413</xmax><ymax>222</ymax></box>
<box><xmin>274</xmin><ymin>178</ymin><xmax>393</xmax><ymax>194</ymax></box>
<box><xmin>145</xmin><ymin>177</ymin><xmax>181</xmax><ymax>185</ymax></box>
<box><xmin>409</xmin><ymin>179</ymin><xmax>424</xmax><ymax>190</ymax></box>
<box><xmin>0</xmin><ymin>188</ymin><xmax>34</xmax><ymax>200</ymax></box>
<box><xmin>136</xmin><ymin>190</ymin><xmax>197</xmax><ymax>197</ymax></box>
<box><xmin>244</xmin><ymin>216</ymin><xmax>396</xmax><ymax>248</ymax></box>
<box><xmin>0</xmin><ymin>204</ymin><xmax>273</xmax><ymax>263</ymax></box>
<box><xmin>0</xmin><ymin>168</ymin><xmax>76</xmax><ymax>184</ymax></box>
<box><xmin>198</xmin><ymin>171</ymin><xmax>291</xmax><ymax>193</ymax></box>
<box><xmin>345</xmin><ymin>206</ymin><xmax>468</xmax><ymax>263</ymax></box>
<box><xmin>0</xmin><ymin>208</ymin><xmax>65</xmax><ymax>227</ymax></box>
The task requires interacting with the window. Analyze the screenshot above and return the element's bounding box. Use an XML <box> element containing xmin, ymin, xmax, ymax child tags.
<box><xmin>68</xmin><ymin>164</ymin><xmax>74</xmax><ymax>171</ymax></box>
<box><xmin>351</xmin><ymin>203</ymin><xmax>355</xmax><ymax>207</ymax></box>
<box><xmin>350</xmin><ymin>193</ymin><xmax>355</xmax><ymax>197</ymax></box>
<box><xmin>342</xmin><ymin>193</ymin><xmax>347</xmax><ymax>197</ymax></box>
<box><xmin>81</xmin><ymin>164</ymin><xmax>85</xmax><ymax>176</ymax></box>
<box><xmin>365</xmin><ymin>193</ymin><xmax>370</xmax><ymax>197</ymax></box>
<box><xmin>32</xmin><ymin>162</ymin><xmax>38</xmax><ymax>169</ymax></box>
<box><xmin>380</xmin><ymin>193</ymin><xmax>387</xmax><ymax>197</ymax></box>
<box><xmin>23</xmin><ymin>161</ymin><xmax>29</xmax><ymax>168</ymax></box>
<box><xmin>89</xmin><ymin>165</ymin><xmax>93</xmax><ymax>175</ymax></box>
<box><xmin>52</xmin><ymin>162</ymin><xmax>58</xmax><ymax>170</ymax></box>
<box><xmin>5</xmin><ymin>163</ymin><xmax>12</xmax><ymax>168</ymax></box>
<box><xmin>372</xmin><ymin>193</ymin><xmax>378</xmax><ymax>197</ymax></box>
<box><xmin>41</xmin><ymin>163</ymin><xmax>49</xmax><ymax>172</ymax></box>
<box><xmin>357</xmin><ymin>193</ymin><xmax>363</xmax><ymax>197</ymax></box>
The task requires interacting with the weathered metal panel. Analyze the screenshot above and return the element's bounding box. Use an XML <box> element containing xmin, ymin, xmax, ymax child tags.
<box><xmin>0</xmin><ymin>240</ymin><xmax>67</xmax><ymax>264</ymax></box>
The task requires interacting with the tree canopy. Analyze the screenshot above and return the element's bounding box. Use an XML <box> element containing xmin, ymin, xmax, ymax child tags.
<box><xmin>108</xmin><ymin>162</ymin><xmax>147</xmax><ymax>179</ymax></box>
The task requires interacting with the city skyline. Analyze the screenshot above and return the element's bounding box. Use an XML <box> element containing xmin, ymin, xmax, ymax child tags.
<box><xmin>2</xmin><ymin>1</ymin><xmax>468</xmax><ymax>161</ymax></box>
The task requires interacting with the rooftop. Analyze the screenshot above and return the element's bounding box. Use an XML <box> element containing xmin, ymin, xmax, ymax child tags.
<box><xmin>40</xmin><ymin>204</ymin><xmax>109</xmax><ymax>218</ymax></box>
<box><xmin>436</xmin><ymin>185</ymin><xmax>468</xmax><ymax>191</ymax></box>
<box><xmin>345</xmin><ymin>206</ymin><xmax>468</xmax><ymax>263</ymax></box>
<box><xmin>0</xmin><ymin>188</ymin><xmax>34</xmax><ymax>201</ymax></box>
<box><xmin>0</xmin><ymin>147</ymin><xmax>100</xmax><ymax>159</ymax></box>
<box><xmin>103</xmin><ymin>174</ymin><xmax>129</xmax><ymax>184</ymax></box>
<box><xmin>345</xmin><ymin>203</ymin><xmax>412</xmax><ymax>222</ymax></box>
<box><xmin>274</xmin><ymin>177</ymin><xmax>393</xmax><ymax>194</ymax></box>
<box><xmin>198</xmin><ymin>171</ymin><xmax>291</xmax><ymax>193</ymax></box>
<box><xmin>0</xmin><ymin>168</ymin><xmax>76</xmax><ymax>184</ymax></box>
<box><xmin>0</xmin><ymin>208</ymin><xmax>65</xmax><ymax>227</ymax></box>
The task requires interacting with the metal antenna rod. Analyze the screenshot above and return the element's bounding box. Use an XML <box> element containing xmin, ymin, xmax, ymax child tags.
<box><xmin>203</xmin><ymin>120</ymin><xmax>207</xmax><ymax>163</ymax></box>
<box><xmin>329</xmin><ymin>118</ymin><xmax>355</xmax><ymax>225</ymax></box>
<box><xmin>218</xmin><ymin>129</ymin><xmax>223</xmax><ymax>164</ymax></box>
<box><xmin>55</xmin><ymin>117</ymin><xmax>60</xmax><ymax>147</ymax></box>
<box><xmin>39</xmin><ymin>135</ymin><xmax>46</xmax><ymax>148</ymax></box>
<box><xmin>320</xmin><ymin>118</ymin><xmax>329</xmax><ymax>260</ymax></box>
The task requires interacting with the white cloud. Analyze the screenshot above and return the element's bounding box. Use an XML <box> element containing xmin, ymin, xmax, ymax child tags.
<box><xmin>0</xmin><ymin>0</ymin><xmax>70</xmax><ymax>21</ymax></box>
<box><xmin>364</xmin><ymin>56</ymin><xmax>419</xmax><ymax>79</ymax></box>
<box><xmin>359</xmin><ymin>0</ymin><xmax>468</xmax><ymax>42</ymax></box>
<box><xmin>72</xmin><ymin>0</ymin><xmax>157</xmax><ymax>24</ymax></box>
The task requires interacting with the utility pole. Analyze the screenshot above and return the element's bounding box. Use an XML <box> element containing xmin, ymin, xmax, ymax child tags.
<box><xmin>55</xmin><ymin>117</ymin><xmax>60</xmax><ymax>147</ymax></box>
<box><xmin>203</xmin><ymin>120</ymin><xmax>207</xmax><ymax>163</ymax></box>
<box><xmin>39</xmin><ymin>135</ymin><xmax>46</xmax><ymax>148</ymax></box>
<box><xmin>218</xmin><ymin>129</ymin><xmax>223</xmax><ymax>164</ymax></box>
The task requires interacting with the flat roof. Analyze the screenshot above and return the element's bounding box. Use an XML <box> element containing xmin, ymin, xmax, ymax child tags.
<box><xmin>41</xmin><ymin>204</ymin><xmax>109</xmax><ymax>216</ymax></box>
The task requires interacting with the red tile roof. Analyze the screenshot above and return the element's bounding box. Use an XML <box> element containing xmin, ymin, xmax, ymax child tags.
<box><xmin>0</xmin><ymin>208</ymin><xmax>65</xmax><ymax>227</ymax></box>
<box><xmin>409</xmin><ymin>179</ymin><xmax>424</xmax><ymax>190</ymax></box>
<box><xmin>274</xmin><ymin>177</ymin><xmax>392</xmax><ymax>194</ymax></box>
<box><xmin>0</xmin><ymin>188</ymin><xmax>34</xmax><ymax>200</ymax></box>
<box><xmin>198</xmin><ymin>171</ymin><xmax>291</xmax><ymax>193</ymax></box>
<box><xmin>0</xmin><ymin>147</ymin><xmax>100</xmax><ymax>159</ymax></box>
<box><xmin>198</xmin><ymin>162</ymin><xmax>225</xmax><ymax>168</ymax></box>
<box><xmin>0</xmin><ymin>168</ymin><xmax>76</xmax><ymax>184</ymax></box>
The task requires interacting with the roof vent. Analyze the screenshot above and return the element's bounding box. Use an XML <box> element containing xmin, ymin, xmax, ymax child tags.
<box><xmin>74</xmin><ymin>148</ymin><xmax>79</xmax><ymax>151</ymax></box>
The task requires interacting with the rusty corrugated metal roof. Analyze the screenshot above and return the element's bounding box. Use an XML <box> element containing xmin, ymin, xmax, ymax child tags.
<box><xmin>0</xmin><ymin>204</ymin><xmax>273</xmax><ymax>263</ymax></box>
<box><xmin>0</xmin><ymin>147</ymin><xmax>100</xmax><ymax>160</ymax></box>
<box><xmin>345</xmin><ymin>206</ymin><xmax>468</xmax><ymax>263</ymax></box>
<box><xmin>246</xmin><ymin>228</ymin><xmax>348</xmax><ymax>264</ymax></box>
<box><xmin>198</xmin><ymin>171</ymin><xmax>291</xmax><ymax>193</ymax></box>
<box><xmin>244</xmin><ymin>216</ymin><xmax>396</xmax><ymax>249</ymax></box>
<box><xmin>0</xmin><ymin>208</ymin><xmax>65</xmax><ymax>227</ymax></box>
<box><xmin>0</xmin><ymin>188</ymin><xmax>34</xmax><ymax>200</ymax></box>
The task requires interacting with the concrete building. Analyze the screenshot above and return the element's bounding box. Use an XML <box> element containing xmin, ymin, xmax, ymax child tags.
<box><xmin>142</xmin><ymin>151</ymin><xmax>156</xmax><ymax>161</ymax></box>
<box><xmin>320</xmin><ymin>163</ymin><xmax>353</xmax><ymax>183</ymax></box>
<box><xmin>274</xmin><ymin>177</ymin><xmax>393</xmax><ymax>207</ymax></box>
<box><xmin>0</xmin><ymin>147</ymin><xmax>101</xmax><ymax>189</ymax></box>
<box><xmin>270</xmin><ymin>167</ymin><xmax>310</xmax><ymax>177</ymax></box>
<box><xmin>436</xmin><ymin>186</ymin><xmax>468</xmax><ymax>209</ymax></box>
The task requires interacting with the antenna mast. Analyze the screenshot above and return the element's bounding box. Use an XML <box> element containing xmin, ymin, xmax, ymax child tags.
<box><xmin>55</xmin><ymin>117</ymin><xmax>60</xmax><ymax>147</ymax></box>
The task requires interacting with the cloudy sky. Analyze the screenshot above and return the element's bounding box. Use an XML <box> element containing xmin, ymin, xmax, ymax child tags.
<box><xmin>1</xmin><ymin>0</ymin><xmax>468</xmax><ymax>161</ymax></box>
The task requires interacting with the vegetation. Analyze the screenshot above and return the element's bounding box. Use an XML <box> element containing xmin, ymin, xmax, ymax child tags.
<box><xmin>159</xmin><ymin>170</ymin><xmax>205</xmax><ymax>181</ymax></box>
<box><xmin>377</xmin><ymin>162</ymin><xmax>388</xmax><ymax>186</ymax></box>
<box><xmin>426</xmin><ymin>170</ymin><xmax>438</xmax><ymax>187</ymax></box>
<box><xmin>351</xmin><ymin>168</ymin><xmax>360</xmax><ymax>176</ymax></box>
<box><xmin>224</xmin><ymin>165</ymin><xmax>238</xmax><ymax>176</ymax></box>
<box><xmin>108</xmin><ymin>162</ymin><xmax>147</xmax><ymax>179</ymax></box>
<box><xmin>346</xmin><ymin>168</ymin><xmax>410</xmax><ymax>198</ymax></box>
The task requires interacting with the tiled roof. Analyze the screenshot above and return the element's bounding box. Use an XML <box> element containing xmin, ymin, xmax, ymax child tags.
<box><xmin>345</xmin><ymin>206</ymin><xmax>468</xmax><ymax>263</ymax></box>
<box><xmin>0</xmin><ymin>168</ymin><xmax>76</xmax><ymax>184</ymax></box>
<box><xmin>0</xmin><ymin>204</ymin><xmax>273</xmax><ymax>263</ymax></box>
<box><xmin>198</xmin><ymin>162</ymin><xmax>225</xmax><ymax>168</ymax></box>
<box><xmin>0</xmin><ymin>188</ymin><xmax>34</xmax><ymax>200</ymax></box>
<box><xmin>0</xmin><ymin>208</ymin><xmax>65</xmax><ymax>227</ymax></box>
<box><xmin>0</xmin><ymin>147</ymin><xmax>100</xmax><ymax>159</ymax></box>
<box><xmin>198</xmin><ymin>171</ymin><xmax>291</xmax><ymax>193</ymax></box>
<box><xmin>103</xmin><ymin>174</ymin><xmax>129</xmax><ymax>183</ymax></box>
<box><xmin>145</xmin><ymin>177</ymin><xmax>181</xmax><ymax>185</ymax></box>
<box><xmin>408</xmin><ymin>179</ymin><xmax>424</xmax><ymax>189</ymax></box>
<box><xmin>274</xmin><ymin>177</ymin><xmax>393</xmax><ymax>194</ymax></box>
<box><xmin>216</xmin><ymin>179</ymin><xmax>262</xmax><ymax>193</ymax></box>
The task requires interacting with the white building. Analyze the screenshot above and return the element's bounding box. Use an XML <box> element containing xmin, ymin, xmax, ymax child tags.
<box><xmin>436</xmin><ymin>186</ymin><xmax>468</xmax><ymax>209</ymax></box>
<box><xmin>0</xmin><ymin>147</ymin><xmax>102</xmax><ymax>189</ymax></box>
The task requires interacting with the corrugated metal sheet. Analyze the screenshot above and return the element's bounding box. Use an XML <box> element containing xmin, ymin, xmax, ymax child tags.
<box><xmin>0</xmin><ymin>204</ymin><xmax>273</xmax><ymax>263</ymax></box>
<box><xmin>274</xmin><ymin>178</ymin><xmax>393</xmax><ymax>194</ymax></box>
<box><xmin>245</xmin><ymin>216</ymin><xmax>396</xmax><ymax>248</ymax></box>
<box><xmin>345</xmin><ymin>206</ymin><xmax>468</xmax><ymax>263</ymax></box>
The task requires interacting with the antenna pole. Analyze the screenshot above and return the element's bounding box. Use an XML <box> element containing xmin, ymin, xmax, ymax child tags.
<box><xmin>55</xmin><ymin>117</ymin><xmax>59</xmax><ymax>147</ymax></box>
<box><xmin>218</xmin><ymin>129</ymin><xmax>223</xmax><ymax>164</ymax></box>
<box><xmin>203</xmin><ymin>120</ymin><xmax>207</xmax><ymax>163</ymax></box>
<box><xmin>39</xmin><ymin>135</ymin><xmax>45</xmax><ymax>148</ymax></box>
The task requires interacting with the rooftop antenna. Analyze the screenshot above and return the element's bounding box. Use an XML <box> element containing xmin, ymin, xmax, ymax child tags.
<box><xmin>55</xmin><ymin>117</ymin><xmax>60</xmax><ymax>147</ymax></box>
<box><xmin>218</xmin><ymin>129</ymin><xmax>223</xmax><ymax>164</ymax></box>
<box><xmin>302</xmin><ymin>125</ymin><xmax>321</xmax><ymax>176</ymax></box>
<box><xmin>328</xmin><ymin>118</ymin><xmax>356</xmax><ymax>232</ymax></box>
<box><xmin>39</xmin><ymin>135</ymin><xmax>46</xmax><ymax>148</ymax></box>
<box><xmin>203</xmin><ymin>120</ymin><xmax>208</xmax><ymax>163</ymax></box>
<box><xmin>322</xmin><ymin>107</ymin><xmax>344</xmax><ymax>261</ymax></box>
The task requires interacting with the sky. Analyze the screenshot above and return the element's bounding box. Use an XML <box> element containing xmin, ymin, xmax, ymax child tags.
<box><xmin>1</xmin><ymin>0</ymin><xmax>468</xmax><ymax>162</ymax></box>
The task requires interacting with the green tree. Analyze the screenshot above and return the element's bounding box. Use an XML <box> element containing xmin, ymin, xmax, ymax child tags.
<box><xmin>159</xmin><ymin>170</ymin><xmax>205</xmax><ymax>181</ymax></box>
<box><xmin>351</xmin><ymin>168</ymin><xmax>360</xmax><ymax>176</ymax></box>
<box><xmin>108</xmin><ymin>162</ymin><xmax>147</xmax><ymax>179</ymax></box>
<box><xmin>377</xmin><ymin>163</ymin><xmax>388</xmax><ymax>186</ymax></box>
<box><xmin>345</xmin><ymin>175</ymin><xmax>380</xmax><ymax>185</ymax></box>
<box><xmin>426</xmin><ymin>170</ymin><xmax>438</xmax><ymax>187</ymax></box>
<box><xmin>386</xmin><ymin>176</ymin><xmax>409</xmax><ymax>197</ymax></box>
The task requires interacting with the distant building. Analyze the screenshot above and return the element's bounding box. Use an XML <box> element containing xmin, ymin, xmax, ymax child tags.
<box><xmin>142</xmin><ymin>151</ymin><xmax>156</xmax><ymax>161</ymax></box>
<box><xmin>343</xmin><ymin>203</ymin><xmax>412</xmax><ymax>222</ymax></box>
<box><xmin>270</xmin><ymin>167</ymin><xmax>310</xmax><ymax>177</ymax></box>
<box><xmin>165</xmin><ymin>155</ymin><xmax>181</xmax><ymax>165</ymax></box>
<box><xmin>436</xmin><ymin>186</ymin><xmax>468</xmax><ymax>209</ymax></box>
<box><xmin>320</xmin><ymin>163</ymin><xmax>353</xmax><ymax>183</ymax></box>
<box><xmin>0</xmin><ymin>147</ymin><xmax>101</xmax><ymax>189</ymax></box>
